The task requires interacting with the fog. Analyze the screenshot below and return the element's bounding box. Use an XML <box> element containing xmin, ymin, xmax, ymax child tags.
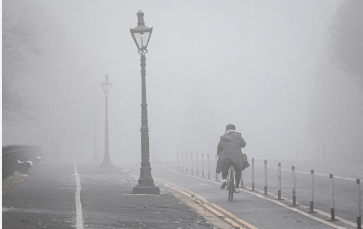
<box><xmin>4</xmin><ymin>0</ymin><xmax>361</xmax><ymax>165</ymax></box>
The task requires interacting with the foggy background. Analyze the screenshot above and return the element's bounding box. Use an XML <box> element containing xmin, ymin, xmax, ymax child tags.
<box><xmin>3</xmin><ymin>0</ymin><xmax>363</xmax><ymax>165</ymax></box>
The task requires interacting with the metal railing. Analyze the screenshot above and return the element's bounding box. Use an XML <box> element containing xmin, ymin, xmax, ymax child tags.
<box><xmin>176</xmin><ymin>152</ymin><xmax>362</xmax><ymax>229</ymax></box>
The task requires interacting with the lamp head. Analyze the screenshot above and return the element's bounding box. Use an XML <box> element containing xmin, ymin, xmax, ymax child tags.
<box><xmin>130</xmin><ymin>11</ymin><xmax>153</xmax><ymax>53</ymax></box>
<box><xmin>101</xmin><ymin>74</ymin><xmax>112</xmax><ymax>95</ymax></box>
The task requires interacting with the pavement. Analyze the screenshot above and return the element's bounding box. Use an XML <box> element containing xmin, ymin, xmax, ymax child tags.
<box><xmin>2</xmin><ymin>161</ymin><xmax>232</xmax><ymax>229</ymax></box>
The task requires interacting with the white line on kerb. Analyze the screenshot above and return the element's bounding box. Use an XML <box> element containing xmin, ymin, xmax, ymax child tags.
<box><xmin>269</xmin><ymin>166</ymin><xmax>357</xmax><ymax>181</ymax></box>
<box><xmin>74</xmin><ymin>163</ymin><xmax>84</xmax><ymax>229</ymax></box>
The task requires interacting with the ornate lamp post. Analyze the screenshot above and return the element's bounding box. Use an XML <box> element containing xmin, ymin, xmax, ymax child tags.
<box><xmin>100</xmin><ymin>75</ymin><xmax>113</xmax><ymax>167</ymax></box>
<box><xmin>130</xmin><ymin>10</ymin><xmax>160</xmax><ymax>194</ymax></box>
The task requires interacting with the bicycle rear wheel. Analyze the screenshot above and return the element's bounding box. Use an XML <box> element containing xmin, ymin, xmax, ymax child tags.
<box><xmin>228</xmin><ymin>169</ymin><xmax>235</xmax><ymax>201</ymax></box>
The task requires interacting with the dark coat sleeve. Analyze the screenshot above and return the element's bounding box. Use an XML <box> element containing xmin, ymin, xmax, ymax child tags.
<box><xmin>217</xmin><ymin>138</ymin><xmax>223</xmax><ymax>155</ymax></box>
<box><xmin>237</xmin><ymin>135</ymin><xmax>246</xmax><ymax>148</ymax></box>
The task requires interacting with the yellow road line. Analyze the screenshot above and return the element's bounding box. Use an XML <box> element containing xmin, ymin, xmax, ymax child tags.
<box><xmin>210</xmin><ymin>203</ymin><xmax>258</xmax><ymax>229</ymax></box>
<box><xmin>156</xmin><ymin>177</ymin><xmax>210</xmax><ymax>204</ymax></box>
<box><xmin>178</xmin><ymin>189</ymin><xmax>192</xmax><ymax>197</ymax></box>
<box><xmin>224</xmin><ymin>217</ymin><xmax>246</xmax><ymax>229</ymax></box>
<box><xmin>203</xmin><ymin>204</ymin><xmax>224</xmax><ymax>217</ymax></box>
<box><xmin>155</xmin><ymin>177</ymin><xmax>256</xmax><ymax>229</ymax></box>
<box><xmin>178</xmin><ymin>187</ymin><xmax>210</xmax><ymax>204</ymax></box>
<box><xmin>162</xmin><ymin>182</ymin><xmax>191</xmax><ymax>198</ymax></box>
<box><xmin>157</xmin><ymin>179</ymin><xmax>195</xmax><ymax>199</ymax></box>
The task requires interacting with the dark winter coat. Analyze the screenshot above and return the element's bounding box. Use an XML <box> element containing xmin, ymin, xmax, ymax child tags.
<box><xmin>216</xmin><ymin>130</ymin><xmax>249</xmax><ymax>173</ymax></box>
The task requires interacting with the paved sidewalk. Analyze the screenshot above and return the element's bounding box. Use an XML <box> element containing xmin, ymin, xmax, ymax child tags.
<box><xmin>2</xmin><ymin>162</ymin><xmax>224</xmax><ymax>229</ymax></box>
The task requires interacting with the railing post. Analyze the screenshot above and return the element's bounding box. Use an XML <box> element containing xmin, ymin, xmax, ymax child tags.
<box><xmin>215</xmin><ymin>155</ymin><xmax>218</xmax><ymax>181</ymax></box>
<box><xmin>185</xmin><ymin>152</ymin><xmax>188</xmax><ymax>174</ymax></box>
<box><xmin>196</xmin><ymin>153</ymin><xmax>199</xmax><ymax>176</ymax></box>
<box><xmin>202</xmin><ymin>153</ymin><xmax>205</xmax><ymax>178</ymax></box>
<box><xmin>241</xmin><ymin>170</ymin><xmax>245</xmax><ymax>188</ymax></box>
<box><xmin>291</xmin><ymin>166</ymin><xmax>299</xmax><ymax>206</ymax></box>
<box><xmin>277</xmin><ymin>163</ymin><xmax>283</xmax><ymax>200</ymax></box>
<box><xmin>181</xmin><ymin>152</ymin><xmax>184</xmax><ymax>173</ymax></box>
<box><xmin>308</xmin><ymin>170</ymin><xmax>316</xmax><ymax>213</ymax></box>
<box><xmin>191</xmin><ymin>153</ymin><xmax>194</xmax><ymax>175</ymax></box>
<box><xmin>252</xmin><ymin>158</ymin><xmax>256</xmax><ymax>191</ymax></box>
<box><xmin>328</xmin><ymin>174</ymin><xmax>338</xmax><ymax>221</ymax></box>
<box><xmin>357</xmin><ymin>179</ymin><xmax>361</xmax><ymax>229</ymax></box>
<box><xmin>207</xmin><ymin>154</ymin><xmax>210</xmax><ymax>179</ymax></box>
<box><xmin>177</xmin><ymin>151</ymin><xmax>179</xmax><ymax>172</ymax></box>
<box><xmin>263</xmin><ymin>160</ymin><xmax>268</xmax><ymax>195</ymax></box>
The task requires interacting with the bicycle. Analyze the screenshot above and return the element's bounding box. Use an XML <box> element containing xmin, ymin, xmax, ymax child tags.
<box><xmin>226</xmin><ymin>165</ymin><xmax>235</xmax><ymax>201</ymax></box>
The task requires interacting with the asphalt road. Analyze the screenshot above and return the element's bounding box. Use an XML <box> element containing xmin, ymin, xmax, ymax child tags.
<box><xmin>2</xmin><ymin>162</ymin><xmax>219</xmax><ymax>229</ymax></box>
<box><xmin>139</xmin><ymin>158</ymin><xmax>362</xmax><ymax>229</ymax></box>
<box><xmin>3</xmin><ymin>159</ymin><xmax>361</xmax><ymax>229</ymax></box>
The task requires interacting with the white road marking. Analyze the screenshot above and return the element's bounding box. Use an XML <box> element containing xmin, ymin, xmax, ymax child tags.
<box><xmin>333</xmin><ymin>176</ymin><xmax>356</xmax><ymax>181</ymax></box>
<box><xmin>74</xmin><ymin>163</ymin><xmax>84</xmax><ymax>229</ymax></box>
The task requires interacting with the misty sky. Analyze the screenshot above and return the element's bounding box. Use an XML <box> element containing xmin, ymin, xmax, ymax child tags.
<box><xmin>3</xmin><ymin>0</ymin><xmax>345</xmax><ymax>164</ymax></box>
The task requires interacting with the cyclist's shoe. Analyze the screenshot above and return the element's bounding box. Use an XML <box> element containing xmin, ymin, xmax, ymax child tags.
<box><xmin>220</xmin><ymin>179</ymin><xmax>227</xmax><ymax>189</ymax></box>
<box><xmin>234</xmin><ymin>187</ymin><xmax>240</xmax><ymax>193</ymax></box>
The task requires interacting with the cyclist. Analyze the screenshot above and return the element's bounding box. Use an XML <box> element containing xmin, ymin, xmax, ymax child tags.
<box><xmin>216</xmin><ymin>123</ymin><xmax>249</xmax><ymax>193</ymax></box>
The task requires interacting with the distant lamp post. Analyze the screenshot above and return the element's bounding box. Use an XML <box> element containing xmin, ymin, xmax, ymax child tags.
<box><xmin>101</xmin><ymin>75</ymin><xmax>113</xmax><ymax>167</ymax></box>
<box><xmin>130</xmin><ymin>10</ymin><xmax>160</xmax><ymax>194</ymax></box>
<box><xmin>92</xmin><ymin>98</ymin><xmax>98</xmax><ymax>162</ymax></box>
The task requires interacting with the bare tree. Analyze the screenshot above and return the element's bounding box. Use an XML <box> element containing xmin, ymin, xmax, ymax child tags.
<box><xmin>2</xmin><ymin>1</ymin><xmax>43</xmax><ymax>124</ymax></box>
<box><xmin>329</xmin><ymin>0</ymin><xmax>363</xmax><ymax>88</ymax></box>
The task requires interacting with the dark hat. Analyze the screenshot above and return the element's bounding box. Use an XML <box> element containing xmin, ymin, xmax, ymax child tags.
<box><xmin>226</xmin><ymin>123</ymin><xmax>236</xmax><ymax>131</ymax></box>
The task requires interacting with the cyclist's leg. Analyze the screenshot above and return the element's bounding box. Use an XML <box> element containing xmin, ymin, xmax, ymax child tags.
<box><xmin>222</xmin><ymin>171</ymin><xmax>228</xmax><ymax>180</ymax></box>
<box><xmin>235</xmin><ymin>168</ymin><xmax>242</xmax><ymax>188</ymax></box>
<box><xmin>221</xmin><ymin>170</ymin><xmax>228</xmax><ymax>189</ymax></box>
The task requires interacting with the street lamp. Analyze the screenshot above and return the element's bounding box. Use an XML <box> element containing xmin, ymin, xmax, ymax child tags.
<box><xmin>101</xmin><ymin>74</ymin><xmax>113</xmax><ymax>167</ymax></box>
<box><xmin>130</xmin><ymin>10</ymin><xmax>160</xmax><ymax>194</ymax></box>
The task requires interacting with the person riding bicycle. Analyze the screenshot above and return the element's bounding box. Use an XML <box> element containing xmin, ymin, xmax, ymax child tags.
<box><xmin>216</xmin><ymin>123</ymin><xmax>249</xmax><ymax>193</ymax></box>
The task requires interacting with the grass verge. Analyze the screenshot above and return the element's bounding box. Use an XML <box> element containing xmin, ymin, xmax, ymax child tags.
<box><xmin>2</xmin><ymin>172</ymin><xmax>26</xmax><ymax>194</ymax></box>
